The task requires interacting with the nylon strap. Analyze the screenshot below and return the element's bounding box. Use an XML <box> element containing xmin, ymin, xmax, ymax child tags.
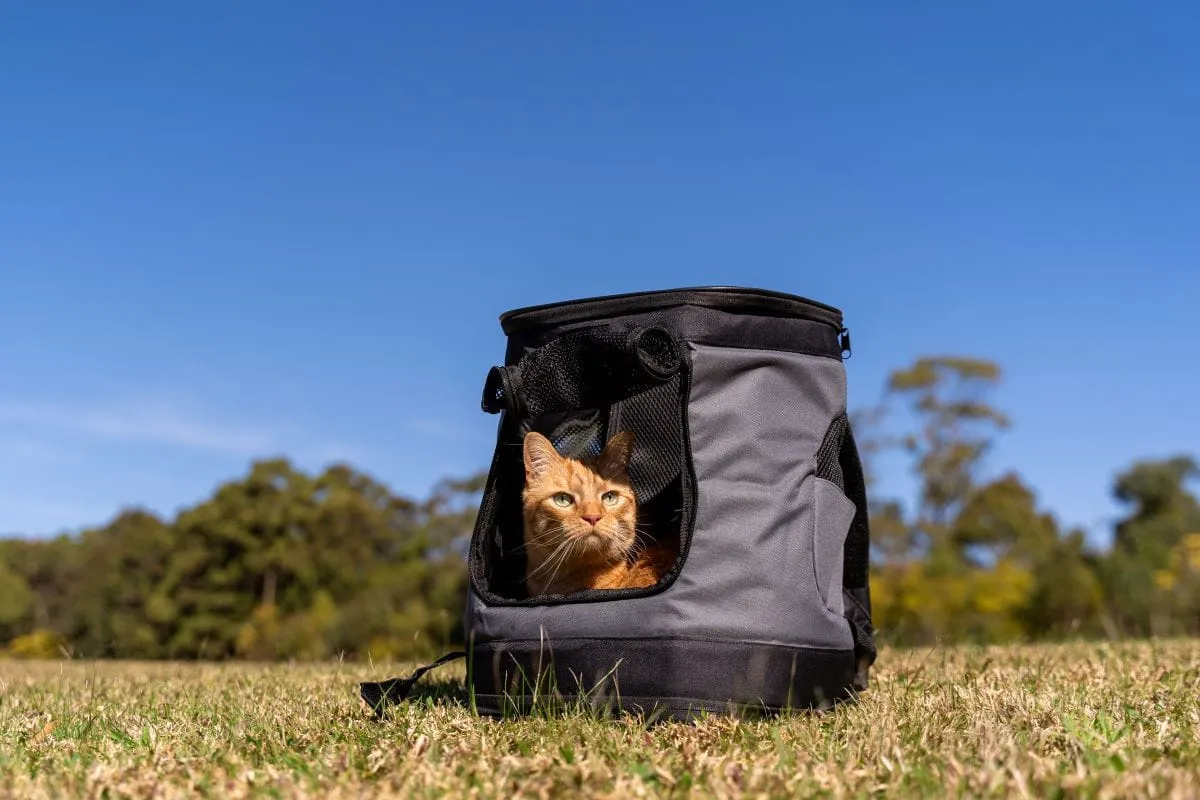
<box><xmin>359</xmin><ymin>650</ymin><xmax>466</xmax><ymax>719</ymax></box>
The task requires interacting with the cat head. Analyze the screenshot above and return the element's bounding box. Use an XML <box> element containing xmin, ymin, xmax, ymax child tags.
<box><xmin>521</xmin><ymin>430</ymin><xmax>638</xmax><ymax>569</ymax></box>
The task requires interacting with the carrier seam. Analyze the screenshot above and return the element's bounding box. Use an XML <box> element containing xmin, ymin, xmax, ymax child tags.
<box><xmin>470</xmin><ymin>635</ymin><xmax>853</xmax><ymax>654</ymax></box>
<box><xmin>471</xmin><ymin>694</ymin><xmax>846</xmax><ymax>709</ymax></box>
<box><xmin>687</xmin><ymin>337</ymin><xmax>843</xmax><ymax>361</ymax></box>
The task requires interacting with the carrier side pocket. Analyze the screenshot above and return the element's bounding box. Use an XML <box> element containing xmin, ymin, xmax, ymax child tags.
<box><xmin>812</xmin><ymin>415</ymin><xmax>854</xmax><ymax>618</ymax></box>
<box><xmin>812</xmin><ymin>478</ymin><xmax>854</xmax><ymax>617</ymax></box>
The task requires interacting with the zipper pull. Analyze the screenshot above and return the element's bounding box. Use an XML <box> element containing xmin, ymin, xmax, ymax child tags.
<box><xmin>839</xmin><ymin>327</ymin><xmax>852</xmax><ymax>359</ymax></box>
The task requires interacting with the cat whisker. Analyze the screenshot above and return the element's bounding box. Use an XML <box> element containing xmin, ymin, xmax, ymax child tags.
<box><xmin>525</xmin><ymin>537</ymin><xmax>571</xmax><ymax>571</ymax></box>
<box><xmin>525</xmin><ymin>538</ymin><xmax>577</xmax><ymax>582</ymax></box>
<box><xmin>513</xmin><ymin>537</ymin><xmax>563</xmax><ymax>553</ymax></box>
<box><xmin>516</xmin><ymin>526</ymin><xmax>572</xmax><ymax>551</ymax></box>
<box><xmin>540</xmin><ymin>547</ymin><xmax>576</xmax><ymax>592</ymax></box>
<box><xmin>529</xmin><ymin>537</ymin><xmax>582</xmax><ymax>591</ymax></box>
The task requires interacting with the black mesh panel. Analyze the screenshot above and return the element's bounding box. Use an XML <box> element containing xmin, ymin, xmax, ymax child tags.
<box><xmin>471</xmin><ymin>326</ymin><xmax>692</xmax><ymax>604</ymax></box>
<box><xmin>838</xmin><ymin>422</ymin><xmax>876</xmax><ymax>688</ymax></box>
<box><xmin>609</xmin><ymin>374</ymin><xmax>684</xmax><ymax>503</ymax></box>
<box><xmin>482</xmin><ymin>327</ymin><xmax>680</xmax><ymax>421</ymax></box>
<box><xmin>814</xmin><ymin>414</ymin><xmax>848</xmax><ymax>491</ymax></box>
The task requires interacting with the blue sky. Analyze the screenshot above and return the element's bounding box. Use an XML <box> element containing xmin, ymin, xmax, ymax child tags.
<box><xmin>1</xmin><ymin>2</ymin><xmax>1197</xmax><ymax>546</ymax></box>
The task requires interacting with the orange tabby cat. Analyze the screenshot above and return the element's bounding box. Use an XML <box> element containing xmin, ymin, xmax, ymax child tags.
<box><xmin>522</xmin><ymin>430</ymin><xmax>673</xmax><ymax>596</ymax></box>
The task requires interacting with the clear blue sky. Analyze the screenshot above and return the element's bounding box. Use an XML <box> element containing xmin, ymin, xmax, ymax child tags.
<box><xmin>2</xmin><ymin>2</ymin><xmax>1197</xmax><ymax>547</ymax></box>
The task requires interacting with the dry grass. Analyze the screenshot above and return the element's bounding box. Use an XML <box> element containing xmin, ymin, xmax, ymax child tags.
<box><xmin>2</xmin><ymin>639</ymin><xmax>1198</xmax><ymax>798</ymax></box>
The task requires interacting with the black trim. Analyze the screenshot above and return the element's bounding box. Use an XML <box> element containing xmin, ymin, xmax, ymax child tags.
<box><xmin>470</xmin><ymin>637</ymin><xmax>857</xmax><ymax>719</ymax></box>
<box><xmin>506</xmin><ymin>305</ymin><xmax>844</xmax><ymax>365</ymax></box>
<box><xmin>500</xmin><ymin>287</ymin><xmax>844</xmax><ymax>336</ymax></box>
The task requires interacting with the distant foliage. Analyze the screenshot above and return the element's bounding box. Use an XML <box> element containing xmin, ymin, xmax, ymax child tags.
<box><xmin>1</xmin><ymin>354</ymin><xmax>1198</xmax><ymax>660</ymax></box>
<box><xmin>4</xmin><ymin>629</ymin><xmax>66</xmax><ymax>659</ymax></box>
<box><xmin>0</xmin><ymin>461</ymin><xmax>480</xmax><ymax>662</ymax></box>
<box><xmin>861</xmin><ymin>356</ymin><xmax>1200</xmax><ymax>645</ymax></box>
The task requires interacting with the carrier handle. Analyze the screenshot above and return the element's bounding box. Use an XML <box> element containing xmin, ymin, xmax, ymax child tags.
<box><xmin>479</xmin><ymin>326</ymin><xmax>682</xmax><ymax>418</ymax></box>
<box><xmin>481</xmin><ymin>365</ymin><xmax>525</xmax><ymax>416</ymax></box>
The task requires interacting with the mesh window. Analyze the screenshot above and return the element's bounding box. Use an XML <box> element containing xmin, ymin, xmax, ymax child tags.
<box><xmin>470</xmin><ymin>326</ymin><xmax>694</xmax><ymax>604</ymax></box>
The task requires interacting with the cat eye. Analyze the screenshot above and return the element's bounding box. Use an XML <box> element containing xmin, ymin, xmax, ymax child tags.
<box><xmin>601</xmin><ymin>491</ymin><xmax>620</xmax><ymax>507</ymax></box>
<box><xmin>551</xmin><ymin>492</ymin><xmax>574</xmax><ymax>507</ymax></box>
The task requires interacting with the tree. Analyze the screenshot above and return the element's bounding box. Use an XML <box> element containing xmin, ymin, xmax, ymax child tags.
<box><xmin>1152</xmin><ymin>533</ymin><xmax>1200</xmax><ymax>636</ymax></box>
<box><xmin>1102</xmin><ymin>456</ymin><xmax>1200</xmax><ymax>636</ymax></box>
<box><xmin>66</xmin><ymin>510</ymin><xmax>175</xmax><ymax>658</ymax></box>
<box><xmin>956</xmin><ymin>473</ymin><xmax>1103</xmax><ymax>638</ymax></box>
<box><xmin>863</xmin><ymin>356</ymin><xmax>1108</xmax><ymax>644</ymax></box>
<box><xmin>159</xmin><ymin>458</ymin><xmax>318</xmax><ymax>658</ymax></box>
<box><xmin>868</xmin><ymin>357</ymin><xmax>1026</xmax><ymax>644</ymax></box>
<box><xmin>886</xmin><ymin>357</ymin><xmax>1010</xmax><ymax>538</ymax></box>
<box><xmin>0</xmin><ymin>558</ymin><xmax>34</xmax><ymax>641</ymax></box>
<box><xmin>0</xmin><ymin>536</ymin><xmax>80</xmax><ymax>637</ymax></box>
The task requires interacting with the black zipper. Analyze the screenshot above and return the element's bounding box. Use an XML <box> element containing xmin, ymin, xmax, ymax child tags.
<box><xmin>500</xmin><ymin>286</ymin><xmax>844</xmax><ymax>336</ymax></box>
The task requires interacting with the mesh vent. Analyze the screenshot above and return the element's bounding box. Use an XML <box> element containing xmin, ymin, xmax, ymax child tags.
<box><xmin>611</xmin><ymin>375</ymin><xmax>684</xmax><ymax>503</ymax></box>
<box><xmin>815</xmin><ymin>414</ymin><xmax>848</xmax><ymax>491</ymax></box>
<box><xmin>482</xmin><ymin>326</ymin><xmax>681</xmax><ymax>421</ymax></box>
<box><xmin>534</xmin><ymin>410</ymin><xmax>606</xmax><ymax>461</ymax></box>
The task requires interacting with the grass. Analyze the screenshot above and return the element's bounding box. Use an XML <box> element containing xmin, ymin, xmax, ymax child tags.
<box><xmin>2</xmin><ymin>639</ymin><xmax>1199</xmax><ymax>798</ymax></box>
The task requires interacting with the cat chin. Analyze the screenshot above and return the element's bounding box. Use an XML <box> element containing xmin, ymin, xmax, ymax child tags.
<box><xmin>574</xmin><ymin>531</ymin><xmax>609</xmax><ymax>551</ymax></box>
<box><xmin>574</xmin><ymin>531</ymin><xmax>629</xmax><ymax>558</ymax></box>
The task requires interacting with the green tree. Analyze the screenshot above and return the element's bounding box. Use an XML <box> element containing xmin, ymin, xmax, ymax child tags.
<box><xmin>1102</xmin><ymin>456</ymin><xmax>1200</xmax><ymax>636</ymax></box>
<box><xmin>0</xmin><ymin>558</ymin><xmax>34</xmax><ymax>641</ymax></box>
<box><xmin>869</xmin><ymin>357</ymin><xmax>1024</xmax><ymax>644</ymax></box>
<box><xmin>864</xmin><ymin>356</ymin><xmax>1107</xmax><ymax>644</ymax></box>
<box><xmin>66</xmin><ymin>510</ymin><xmax>175</xmax><ymax>657</ymax></box>
<box><xmin>886</xmin><ymin>356</ymin><xmax>1010</xmax><ymax>537</ymax></box>
<box><xmin>955</xmin><ymin>473</ymin><xmax>1103</xmax><ymax>638</ymax></box>
<box><xmin>0</xmin><ymin>536</ymin><xmax>80</xmax><ymax>638</ymax></box>
<box><xmin>160</xmin><ymin>458</ymin><xmax>328</xmax><ymax>658</ymax></box>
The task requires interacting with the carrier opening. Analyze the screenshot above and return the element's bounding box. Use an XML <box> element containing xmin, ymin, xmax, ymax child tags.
<box><xmin>468</xmin><ymin>324</ymin><xmax>696</xmax><ymax>605</ymax></box>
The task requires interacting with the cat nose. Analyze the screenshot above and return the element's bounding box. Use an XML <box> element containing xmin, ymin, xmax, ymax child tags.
<box><xmin>581</xmin><ymin>514</ymin><xmax>602</xmax><ymax>526</ymax></box>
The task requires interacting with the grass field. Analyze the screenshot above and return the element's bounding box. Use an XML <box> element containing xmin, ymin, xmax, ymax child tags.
<box><xmin>2</xmin><ymin>640</ymin><xmax>1198</xmax><ymax>799</ymax></box>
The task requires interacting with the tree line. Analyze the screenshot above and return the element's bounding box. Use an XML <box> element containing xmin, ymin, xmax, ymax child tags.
<box><xmin>860</xmin><ymin>357</ymin><xmax>1200</xmax><ymax>644</ymax></box>
<box><xmin>1</xmin><ymin>355</ymin><xmax>1197</xmax><ymax>660</ymax></box>
<box><xmin>0</xmin><ymin>464</ymin><xmax>481</xmax><ymax>661</ymax></box>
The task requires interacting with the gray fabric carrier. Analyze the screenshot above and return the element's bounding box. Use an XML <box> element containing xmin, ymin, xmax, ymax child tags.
<box><xmin>359</xmin><ymin>287</ymin><xmax>876</xmax><ymax>721</ymax></box>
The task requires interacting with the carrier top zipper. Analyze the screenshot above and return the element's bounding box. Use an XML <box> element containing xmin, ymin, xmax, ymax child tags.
<box><xmin>499</xmin><ymin>286</ymin><xmax>845</xmax><ymax>336</ymax></box>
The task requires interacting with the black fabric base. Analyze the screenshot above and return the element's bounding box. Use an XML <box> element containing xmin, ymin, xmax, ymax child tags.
<box><xmin>469</xmin><ymin>637</ymin><xmax>858</xmax><ymax>720</ymax></box>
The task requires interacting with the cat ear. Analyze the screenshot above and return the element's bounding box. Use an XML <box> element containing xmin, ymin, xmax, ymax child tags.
<box><xmin>596</xmin><ymin>430</ymin><xmax>635</xmax><ymax>479</ymax></box>
<box><xmin>523</xmin><ymin>432</ymin><xmax>560</xmax><ymax>481</ymax></box>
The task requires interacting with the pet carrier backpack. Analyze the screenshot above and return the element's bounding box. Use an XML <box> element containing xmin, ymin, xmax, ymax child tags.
<box><xmin>361</xmin><ymin>287</ymin><xmax>876</xmax><ymax>720</ymax></box>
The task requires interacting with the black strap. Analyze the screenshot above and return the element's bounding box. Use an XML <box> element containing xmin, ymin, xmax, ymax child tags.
<box><xmin>359</xmin><ymin>650</ymin><xmax>466</xmax><ymax>719</ymax></box>
<box><xmin>839</xmin><ymin>422</ymin><xmax>876</xmax><ymax>691</ymax></box>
